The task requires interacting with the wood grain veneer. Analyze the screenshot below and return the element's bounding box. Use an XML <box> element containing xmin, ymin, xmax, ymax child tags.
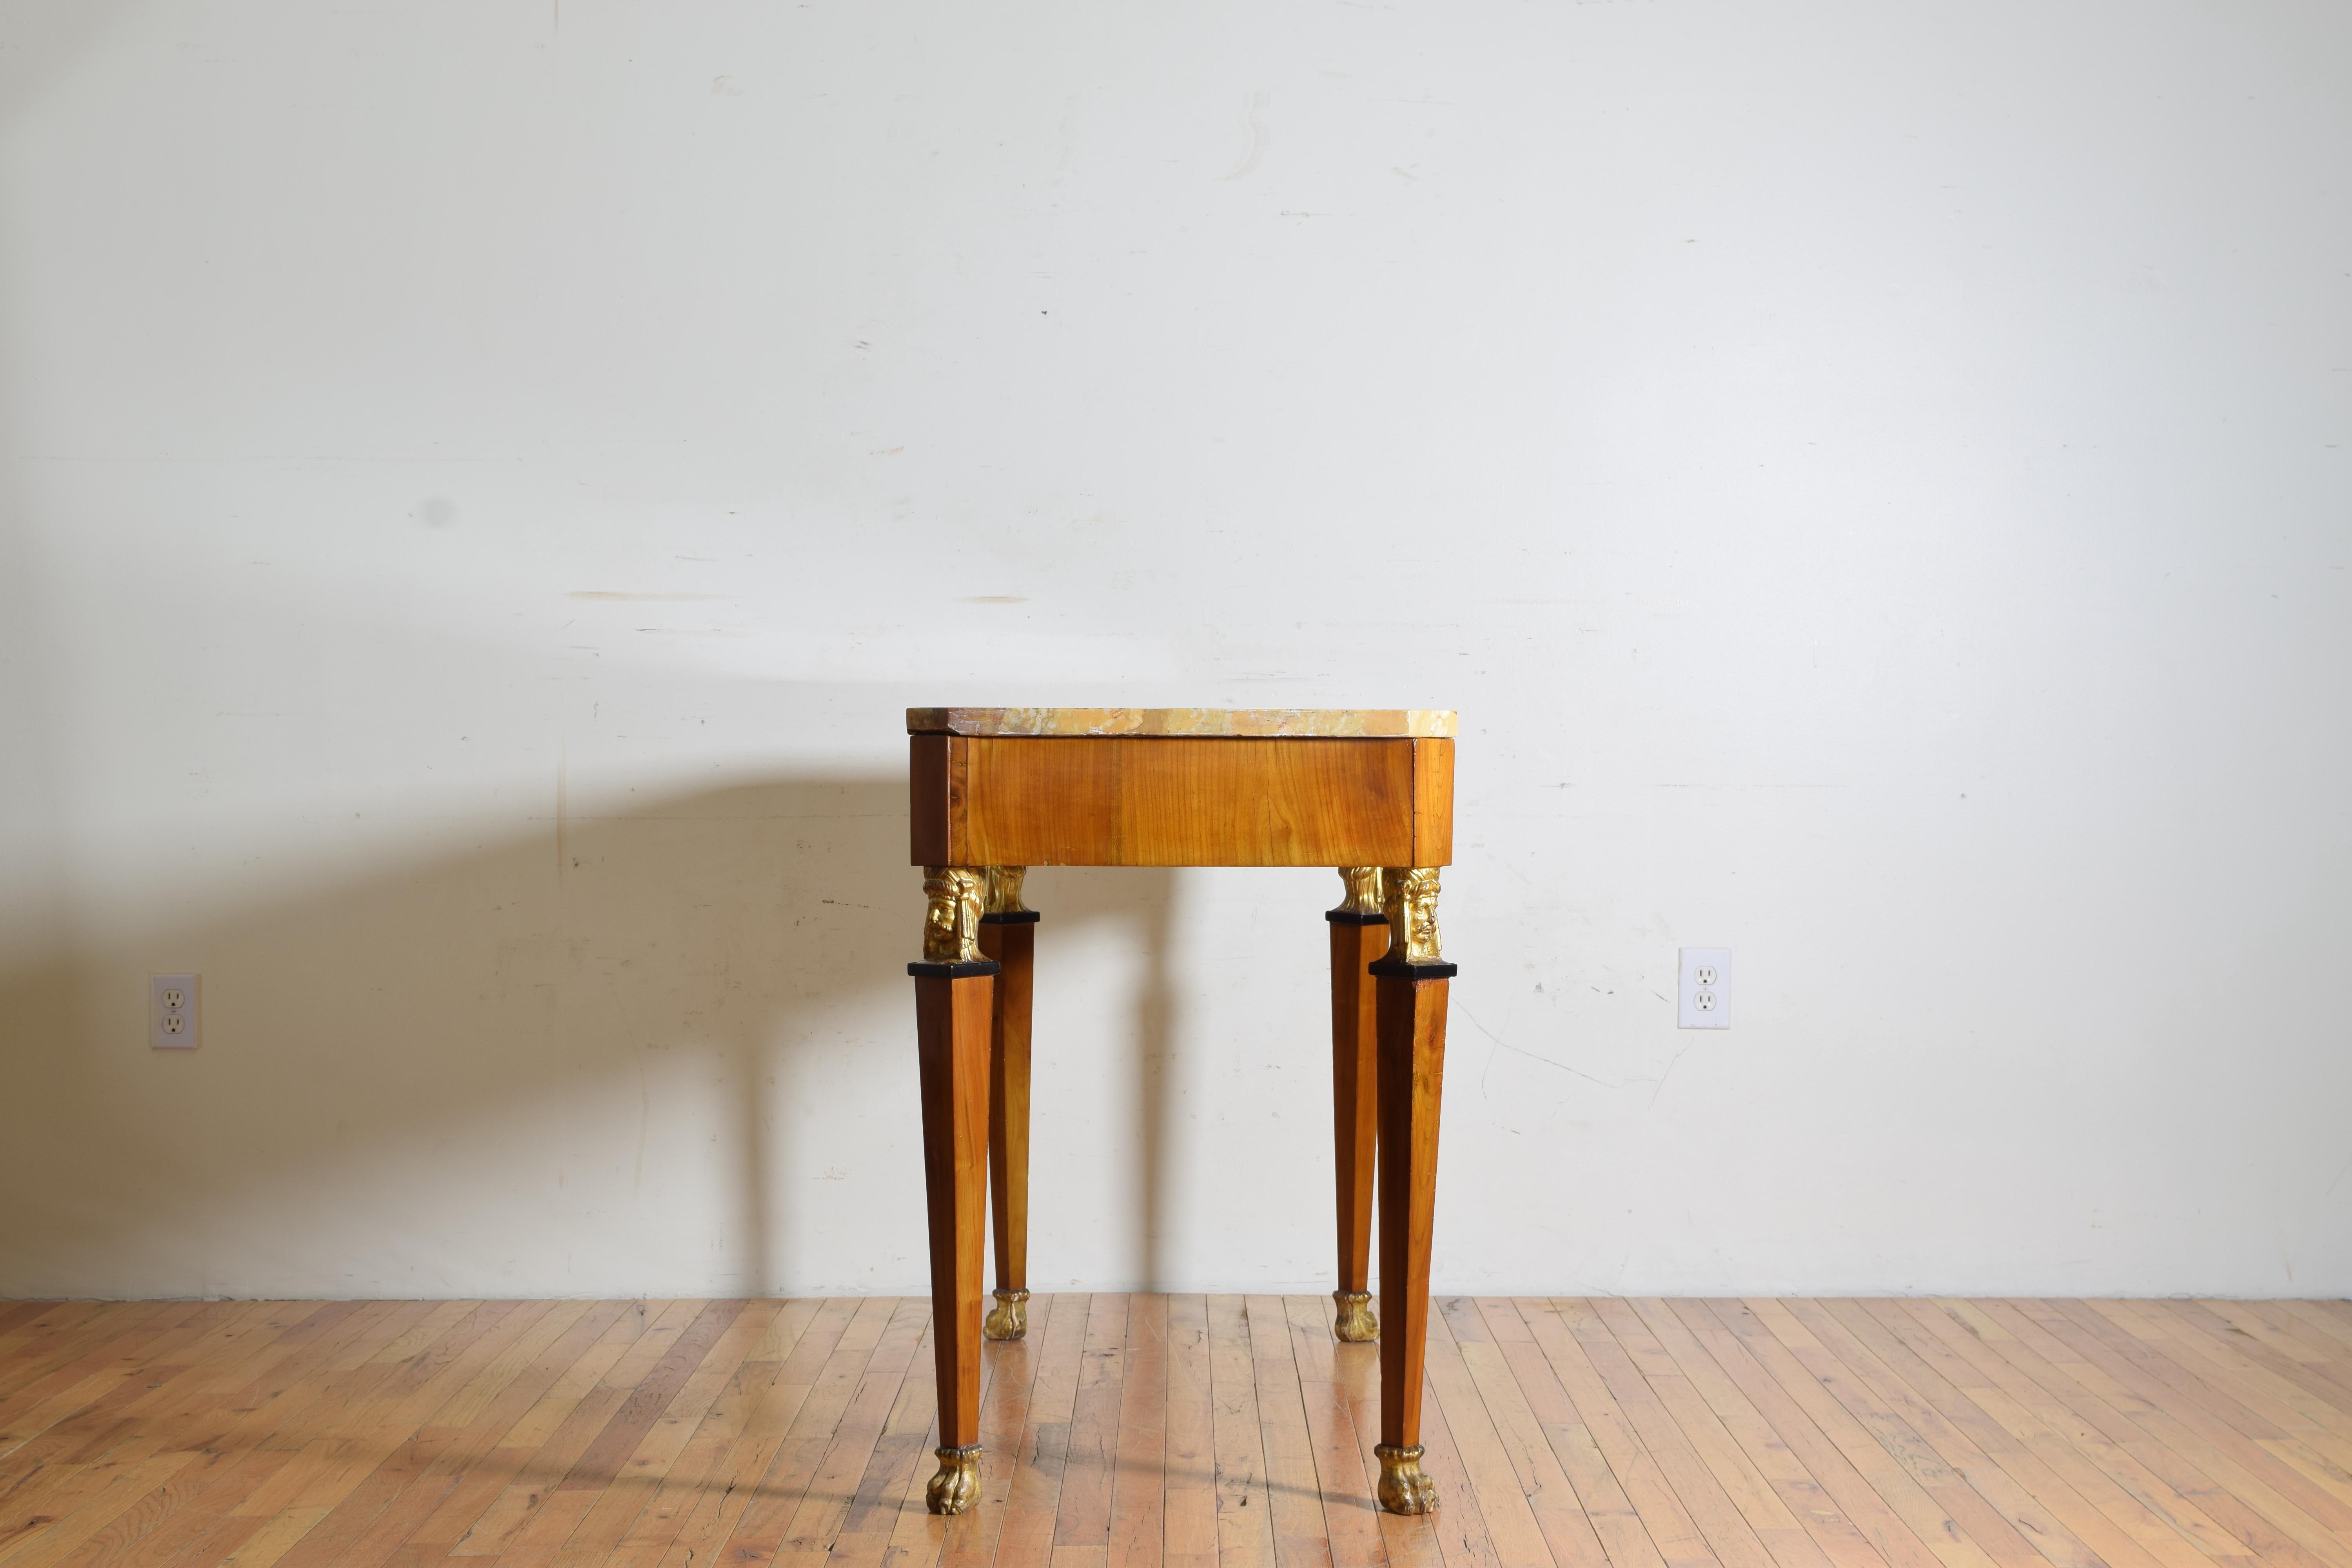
<box><xmin>906</xmin><ymin>736</ymin><xmax>1454</xmax><ymax>867</ymax></box>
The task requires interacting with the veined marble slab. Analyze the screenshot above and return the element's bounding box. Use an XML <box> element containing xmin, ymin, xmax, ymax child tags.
<box><xmin>906</xmin><ymin>708</ymin><xmax>1456</xmax><ymax>739</ymax></box>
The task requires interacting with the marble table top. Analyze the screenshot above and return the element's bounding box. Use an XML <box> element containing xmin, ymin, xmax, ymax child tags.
<box><xmin>906</xmin><ymin>708</ymin><xmax>1456</xmax><ymax>739</ymax></box>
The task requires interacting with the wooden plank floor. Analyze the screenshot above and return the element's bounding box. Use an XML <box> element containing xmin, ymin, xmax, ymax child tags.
<box><xmin>2</xmin><ymin>1297</ymin><xmax>2348</xmax><ymax>1568</ymax></box>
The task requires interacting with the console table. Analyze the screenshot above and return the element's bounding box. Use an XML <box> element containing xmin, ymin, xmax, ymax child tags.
<box><xmin>905</xmin><ymin>707</ymin><xmax>1457</xmax><ymax>1515</ymax></box>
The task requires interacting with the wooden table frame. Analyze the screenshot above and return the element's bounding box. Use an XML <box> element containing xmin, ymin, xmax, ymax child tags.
<box><xmin>904</xmin><ymin>709</ymin><xmax>1457</xmax><ymax>1517</ymax></box>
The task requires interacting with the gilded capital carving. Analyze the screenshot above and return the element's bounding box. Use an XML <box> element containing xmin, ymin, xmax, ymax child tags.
<box><xmin>1381</xmin><ymin>867</ymin><xmax>1443</xmax><ymax>965</ymax></box>
<box><xmin>983</xmin><ymin>866</ymin><xmax>1030</xmax><ymax>917</ymax></box>
<box><xmin>1332</xmin><ymin>866</ymin><xmax>1384</xmax><ymax>918</ymax></box>
<box><xmin>921</xmin><ymin>866</ymin><xmax>985</xmax><ymax>963</ymax></box>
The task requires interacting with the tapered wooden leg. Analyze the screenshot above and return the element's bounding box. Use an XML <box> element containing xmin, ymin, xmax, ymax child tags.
<box><xmin>913</xmin><ymin>866</ymin><xmax>995</xmax><ymax>1515</ymax></box>
<box><xmin>1328</xmin><ymin>867</ymin><xmax>1387</xmax><ymax>1342</ymax></box>
<box><xmin>915</xmin><ymin>970</ymin><xmax>991</xmax><ymax>1512</ymax></box>
<box><xmin>980</xmin><ymin>873</ymin><xmax>1038</xmax><ymax>1342</ymax></box>
<box><xmin>1372</xmin><ymin>867</ymin><xmax>1452</xmax><ymax>1516</ymax></box>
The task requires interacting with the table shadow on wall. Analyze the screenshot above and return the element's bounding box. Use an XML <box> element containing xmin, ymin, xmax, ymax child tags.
<box><xmin>0</xmin><ymin>778</ymin><xmax>1185</xmax><ymax>1298</ymax></box>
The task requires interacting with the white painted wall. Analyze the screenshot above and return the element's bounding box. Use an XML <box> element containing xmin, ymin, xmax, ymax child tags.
<box><xmin>3</xmin><ymin>0</ymin><xmax>2347</xmax><ymax>1301</ymax></box>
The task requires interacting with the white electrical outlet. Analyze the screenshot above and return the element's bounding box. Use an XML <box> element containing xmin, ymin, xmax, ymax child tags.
<box><xmin>1677</xmin><ymin>949</ymin><xmax>1730</xmax><ymax>1029</ymax></box>
<box><xmin>152</xmin><ymin>973</ymin><xmax>200</xmax><ymax>1049</ymax></box>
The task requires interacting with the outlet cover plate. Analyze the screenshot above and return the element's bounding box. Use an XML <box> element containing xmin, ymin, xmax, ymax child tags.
<box><xmin>1678</xmin><ymin>949</ymin><xmax>1730</xmax><ymax>1030</ymax></box>
<box><xmin>152</xmin><ymin>973</ymin><xmax>199</xmax><ymax>1049</ymax></box>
